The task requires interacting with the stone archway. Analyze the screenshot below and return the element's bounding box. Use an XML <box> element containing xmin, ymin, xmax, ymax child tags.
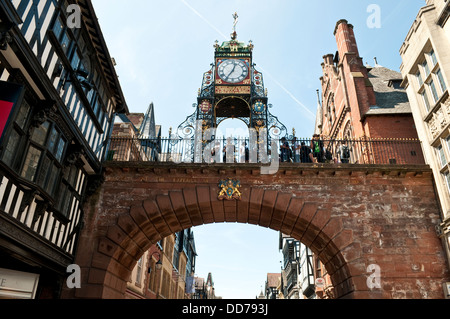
<box><xmin>62</xmin><ymin>163</ymin><xmax>450</xmax><ymax>299</ymax></box>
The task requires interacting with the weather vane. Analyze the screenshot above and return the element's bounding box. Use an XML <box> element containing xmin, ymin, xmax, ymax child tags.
<box><xmin>233</xmin><ymin>12</ymin><xmax>239</xmax><ymax>32</ymax></box>
<box><xmin>231</xmin><ymin>12</ymin><xmax>239</xmax><ymax>40</ymax></box>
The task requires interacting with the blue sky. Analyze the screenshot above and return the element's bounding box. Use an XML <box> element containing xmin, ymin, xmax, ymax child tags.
<box><xmin>91</xmin><ymin>0</ymin><xmax>424</xmax><ymax>299</ymax></box>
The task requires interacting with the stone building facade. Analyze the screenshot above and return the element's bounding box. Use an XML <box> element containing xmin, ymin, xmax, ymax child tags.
<box><xmin>399</xmin><ymin>0</ymin><xmax>450</xmax><ymax>276</ymax></box>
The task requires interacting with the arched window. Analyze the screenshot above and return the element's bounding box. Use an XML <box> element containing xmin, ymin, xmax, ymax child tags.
<box><xmin>342</xmin><ymin>120</ymin><xmax>353</xmax><ymax>140</ymax></box>
<box><xmin>327</xmin><ymin>94</ymin><xmax>336</xmax><ymax>127</ymax></box>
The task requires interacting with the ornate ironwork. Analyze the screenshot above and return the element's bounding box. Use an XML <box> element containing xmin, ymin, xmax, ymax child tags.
<box><xmin>252</xmin><ymin>66</ymin><xmax>266</xmax><ymax>98</ymax></box>
<box><xmin>267</xmin><ymin>111</ymin><xmax>288</xmax><ymax>140</ymax></box>
<box><xmin>177</xmin><ymin>109</ymin><xmax>198</xmax><ymax>139</ymax></box>
<box><xmin>107</xmin><ymin>136</ymin><xmax>425</xmax><ymax>166</ymax></box>
<box><xmin>175</xmin><ymin>37</ymin><xmax>290</xmax><ymax>161</ymax></box>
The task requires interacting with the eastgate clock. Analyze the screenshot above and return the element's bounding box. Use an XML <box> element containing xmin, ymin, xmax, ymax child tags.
<box><xmin>217</xmin><ymin>59</ymin><xmax>249</xmax><ymax>84</ymax></box>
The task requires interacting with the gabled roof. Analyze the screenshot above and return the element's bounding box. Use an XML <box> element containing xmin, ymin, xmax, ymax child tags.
<box><xmin>365</xmin><ymin>66</ymin><xmax>411</xmax><ymax>116</ymax></box>
<box><xmin>266</xmin><ymin>273</ymin><xmax>281</xmax><ymax>288</ymax></box>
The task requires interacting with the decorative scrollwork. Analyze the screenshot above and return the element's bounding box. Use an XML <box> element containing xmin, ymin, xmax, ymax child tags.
<box><xmin>177</xmin><ymin>110</ymin><xmax>198</xmax><ymax>139</ymax></box>
<box><xmin>267</xmin><ymin>111</ymin><xmax>288</xmax><ymax>140</ymax></box>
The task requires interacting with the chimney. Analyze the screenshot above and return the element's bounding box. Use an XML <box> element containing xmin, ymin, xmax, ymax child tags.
<box><xmin>334</xmin><ymin>19</ymin><xmax>360</xmax><ymax>62</ymax></box>
<box><xmin>323</xmin><ymin>54</ymin><xmax>334</xmax><ymax>66</ymax></box>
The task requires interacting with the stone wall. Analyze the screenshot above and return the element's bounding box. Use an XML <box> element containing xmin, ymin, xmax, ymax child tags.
<box><xmin>63</xmin><ymin>162</ymin><xmax>450</xmax><ymax>299</ymax></box>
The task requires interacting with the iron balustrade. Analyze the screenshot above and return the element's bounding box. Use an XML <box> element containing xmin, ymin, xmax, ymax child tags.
<box><xmin>105</xmin><ymin>136</ymin><xmax>425</xmax><ymax>165</ymax></box>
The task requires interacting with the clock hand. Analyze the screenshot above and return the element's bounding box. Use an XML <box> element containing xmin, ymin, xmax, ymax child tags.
<box><xmin>226</xmin><ymin>62</ymin><xmax>237</xmax><ymax>79</ymax></box>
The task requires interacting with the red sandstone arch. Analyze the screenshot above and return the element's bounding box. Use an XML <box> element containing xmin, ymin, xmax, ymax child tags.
<box><xmin>70</xmin><ymin>188</ymin><xmax>355</xmax><ymax>299</ymax></box>
<box><xmin>63</xmin><ymin>163</ymin><xmax>450</xmax><ymax>299</ymax></box>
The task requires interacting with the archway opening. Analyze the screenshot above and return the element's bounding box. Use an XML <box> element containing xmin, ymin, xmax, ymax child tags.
<box><xmin>214</xmin><ymin>118</ymin><xmax>250</xmax><ymax>163</ymax></box>
<box><xmin>191</xmin><ymin>223</ymin><xmax>282</xmax><ymax>299</ymax></box>
<box><xmin>121</xmin><ymin>221</ymin><xmax>342</xmax><ymax>300</ymax></box>
<box><xmin>215</xmin><ymin>97</ymin><xmax>250</xmax><ymax>119</ymax></box>
<box><xmin>216</xmin><ymin>118</ymin><xmax>250</xmax><ymax>139</ymax></box>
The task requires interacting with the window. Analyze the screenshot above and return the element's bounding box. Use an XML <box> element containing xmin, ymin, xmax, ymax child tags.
<box><xmin>52</xmin><ymin>16</ymin><xmax>64</xmax><ymax>40</ymax></box>
<box><xmin>429</xmin><ymin>79</ymin><xmax>439</xmax><ymax>103</ymax></box>
<box><xmin>283</xmin><ymin>240</ymin><xmax>296</xmax><ymax>268</ymax></box>
<box><xmin>53</xmin><ymin>14</ymin><xmax>72</xmax><ymax>55</ymax></box>
<box><xmin>161</xmin><ymin>270</ymin><xmax>171</xmax><ymax>298</ymax></box>
<box><xmin>2</xmin><ymin>130</ymin><xmax>20</xmax><ymax>166</ymax></box>
<box><xmin>1</xmin><ymin>100</ymin><xmax>31</xmax><ymax>170</ymax></box>
<box><xmin>438</xmin><ymin>145</ymin><xmax>447</xmax><ymax>168</ymax></box>
<box><xmin>166</xmin><ymin>238</ymin><xmax>174</xmax><ymax>264</ymax></box>
<box><xmin>136</xmin><ymin>257</ymin><xmax>143</xmax><ymax>285</ymax></box>
<box><xmin>21</xmin><ymin>146</ymin><xmax>42</xmax><ymax>181</ymax></box>
<box><xmin>430</xmin><ymin>50</ymin><xmax>438</xmax><ymax>66</ymax></box>
<box><xmin>21</xmin><ymin>121</ymin><xmax>67</xmax><ymax>197</ymax></box>
<box><xmin>436</xmin><ymin>68</ymin><xmax>447</xmax><ymax>93</ymax></box>
<box><xmin>31</xmin><ymin>121</ymin><xmax>50</xmax><ymax>145</ymax></box>
<box><xmin>327</xmin><ymin>95</ymin><xmax>335</xmax><ymax>127</ymax></box>
<box><xmin>71</xmin><ymin>50</ymin><xmax>80</xmax><ymax>70</ymax></box>
<box><xmin>423</xmin><ymin>60</ymin><xmax>430</xmax><ymax>77</ymax></box>
<box><xmin>416</xmin><ymin>70</ymin><xmax>423</xmax><ymax>87</ymax></box>
<box><xmin>60</xmin><ymin>31</ymin><xmax>71</xmax><ymax>54</ymax></box>
<box><xmin>15</xmin><ymin>101</ymin><xmax>31</xmax><ymax>130</ymax></box>
<box><xmin>316</xmin><ymin>258</ymin><xmax>322</xmax><ymax>279</ymax></box>
<box><xmin>56</xmin><ymin>183</ymin><xmax>72</xmax><ymax>217</ymax></box>
<box><xmin>173</xmin><ymin>232</ymin><xmax>180</xmax><ymax>270</ymax></box>
<box><xmin>444</xmin><ymin>172</ymin><xmax>450</xmax><ymax>194</ymax></box>
<box><xmin>421</xmin><ymin>90</ymin><xmax>431</xmax><ymax>112</ymax></box>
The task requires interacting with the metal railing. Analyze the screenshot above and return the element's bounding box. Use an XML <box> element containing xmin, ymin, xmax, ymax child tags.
<box><xmin>105</xmin><ymin>137</ymin><xmax>425</xmax><ymax>165</ymax></box>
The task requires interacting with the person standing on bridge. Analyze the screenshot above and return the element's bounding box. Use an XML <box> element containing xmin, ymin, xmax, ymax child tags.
<box><xmin>280</xmin><ymin>137</ymin><xmax>291</xmax><ymax>162</ymax></box>
<box><xmin>300</xmin><ymin>141</ymin><xmax>313</xmax><ymax>163</ymax></box>
<box><xmin>311</xmin><ymin>134</ymin><xmax>324</xmax><ymax>163</ymax></box>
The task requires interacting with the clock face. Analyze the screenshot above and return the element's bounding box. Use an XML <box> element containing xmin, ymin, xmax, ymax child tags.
<box><xmin>217</xmin><ymin>59</ymin><xmax>249</xmax><ymax>84</ymax></box>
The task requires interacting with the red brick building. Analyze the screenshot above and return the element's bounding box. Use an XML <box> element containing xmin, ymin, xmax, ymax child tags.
<box><xmin>317</xmin><ymin>20</ymin><xmax>419</xmax><ymax>142</ymax></box>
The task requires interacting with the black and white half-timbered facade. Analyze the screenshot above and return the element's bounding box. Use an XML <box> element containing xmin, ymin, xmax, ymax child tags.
<box><xmin>0</xmin><ymin>0</ymin><xmax>127</xmax><ymax>298</ymax></box>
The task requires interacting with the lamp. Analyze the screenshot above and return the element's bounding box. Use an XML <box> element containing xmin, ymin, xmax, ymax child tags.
<box><xmin>148</xmin><ymin>252</ymin><xmax>162</xmax><ymax>273</ymax></box>
<box><xmin>155</xmin><ymin>258</ymin><xmax>163</xmax><ymax>270</ymax></box>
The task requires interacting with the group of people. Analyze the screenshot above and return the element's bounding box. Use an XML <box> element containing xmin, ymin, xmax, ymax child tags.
<box><xmin>280</xmin><ymin>134</ymin><xmax>351</xmax><ymax>164</ymax></box>
<box><xmin>207</xmin><ymin>134</ymin><xmax>352</xmax><ymax>164</ymax></box>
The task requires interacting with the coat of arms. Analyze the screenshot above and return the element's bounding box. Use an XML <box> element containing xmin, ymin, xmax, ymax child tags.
<box><xmin>199</xmin><ymin>100</ymin><xmax>212</xmax><ymax>113</ymax></box>
<box><xmin>218</xmin><ymin>179</ymin><xmax>242</xmax><ymax>201</ymax></box>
